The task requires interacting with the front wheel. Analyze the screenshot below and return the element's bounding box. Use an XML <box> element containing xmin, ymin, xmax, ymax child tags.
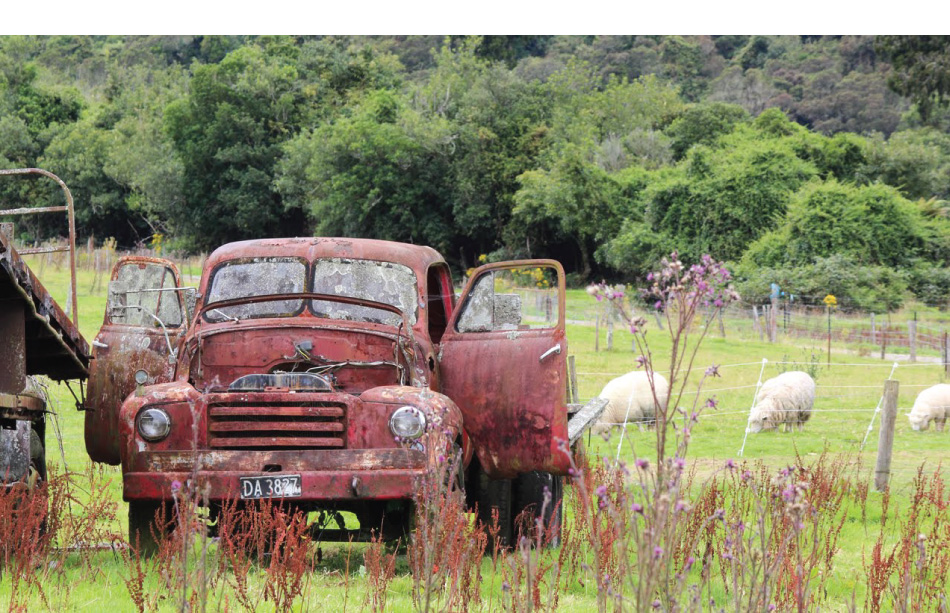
<box><xmin>128</xmin><ymin>500</ymin><xmax>173</xmax><ymax>556</ymax></box>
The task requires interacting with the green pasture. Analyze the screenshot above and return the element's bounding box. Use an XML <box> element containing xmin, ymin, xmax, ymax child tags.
<box><xmin>4</xmin><ymin>257</ymin><xmax>950</xmax><ymax>610</ymax></box>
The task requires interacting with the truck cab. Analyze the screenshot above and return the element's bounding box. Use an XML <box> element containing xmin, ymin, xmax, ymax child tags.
<box><xmin>86</xmin><ymin>237</ymin><xmax>578</xmax><ymax>546</ymax></box>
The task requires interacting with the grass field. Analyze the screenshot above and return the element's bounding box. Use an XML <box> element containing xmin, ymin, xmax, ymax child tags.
<box><xmin>3</xmin><ymin>254</ymin><xmax>950</xmax><ymax>610</ymax></box>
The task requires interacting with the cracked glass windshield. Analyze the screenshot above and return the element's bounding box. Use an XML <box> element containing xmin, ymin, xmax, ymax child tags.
<box><xmin>311</xmin><ymin>258</ymin><xmax>417</xmax><ymax>326</ymax></box>
<box><xmin>205</xmin><ymin>258</ymin><xmax>306</xmax><ymax>321</ymax></box>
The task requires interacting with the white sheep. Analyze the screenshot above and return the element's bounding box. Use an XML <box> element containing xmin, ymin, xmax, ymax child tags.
<box><xmin>592</xmin><ymin>371</ymin><xmax>669</xmax><ymax>435</ymax></box>
<box><xmin>748</xmin><ymin>371</ymin><xmax>815</xmax><ymax>433</ymax></box>
<box><xmin>908</xmin><ymin>384</ymin><xmax>950</xmax><ymax>432</ymax></box>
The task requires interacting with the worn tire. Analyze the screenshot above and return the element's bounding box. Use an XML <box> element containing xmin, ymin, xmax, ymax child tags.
<box><xmin>128</xmin><ymin>500</ymin><xmax>172</xmax><ymax>556</ymax></box>
<box><xmin>512</xmin><ymin>471</ymin><xmax>563</xmax><ymax>547</ymax></box>
<box><xmin>475</xmin><ymin>468</ymin><xmax>513</xmax><ymax>551</ymax></box>
<box><xmin>29</xmin><ymin>427</ymin><xmax>46</xmax><ymax>485</ymax></box>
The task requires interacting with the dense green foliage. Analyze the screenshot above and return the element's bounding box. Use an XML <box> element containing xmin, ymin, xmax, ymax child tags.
<box><xmin>2</xmin><ymin>35</ymin><xmax>950</xmax><ymax>309</ymax></box>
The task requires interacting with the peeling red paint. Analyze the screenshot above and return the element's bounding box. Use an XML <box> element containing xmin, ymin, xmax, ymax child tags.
<box><xmin>88</xmin><ymin>239</ymin><xmax>572</xmax><ymax>527</ymax></box>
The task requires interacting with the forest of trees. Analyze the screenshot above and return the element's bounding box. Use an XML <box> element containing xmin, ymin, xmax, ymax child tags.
<box><xmin>3</xmin><ymin>35</ymin><xmax>950</xmax><ymax>310</ymax></box>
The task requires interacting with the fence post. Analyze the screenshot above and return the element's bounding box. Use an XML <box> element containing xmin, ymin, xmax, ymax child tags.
<box><xmin>769</xmin><ymin>294</ymin><xmax>778</xmax><ymax>342</ymax></box>
<box><xmin>871</xmin><ymin>313</ymin><xmax>876</xmax><ymax>345</ymax></box>
<box><xmin>606</xmin><ymin>314</ymin><xmax>614</xmax><ymax>351</ymax></box>
<box><xmin>907</xmin><ymin>321</ymin><xmax>917</xmax><ymax>362</ymax></box>
<box><xmin>881</xmin><ymin>322</ymin><xmax>887</xmax><ymax>360</ymax></box>
<box><xmin>944</xmin><ymin>330</ymin><xmax>949</xmax><ymax>378</ymax></box>
<box><xmin>594</xmin><ymin>314</ymin><xmax>600</xmax><ymax>352</ymax></box>
<box><xmin>874</xmin><ymin>379</ymin><xmax>899</xmax><ymax>492</ymax></box>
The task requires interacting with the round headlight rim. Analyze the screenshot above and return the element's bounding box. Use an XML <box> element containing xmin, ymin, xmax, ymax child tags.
<box><xmin>136</xmin><ymin>407</ymin><xmax>172</xmax><ymax>442</ymax></box>
<box><xmin>389</xmin><ymin>405</ymin><xmax>427</xmax><ymax>440</ymax></box>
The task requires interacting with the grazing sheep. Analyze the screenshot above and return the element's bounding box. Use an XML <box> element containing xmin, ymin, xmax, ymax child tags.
<box><xmin>592</xmin><ymin>371</ymin><xmax>669</xmax><ymax>435</ymax></box>
<box><xmin>908</xmin><ymin>384</ymin><xmax>950</xmax><ymax>432</ymax></box>
<box><xmin>748</xmin><ymin>371</ymin><xmax>815</xmax><ymax>433</ymax></box>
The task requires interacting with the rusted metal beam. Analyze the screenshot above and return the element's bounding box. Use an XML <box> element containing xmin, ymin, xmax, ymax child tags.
<box><xmin>0</xmin><ymin>168</ymin><xmax>78</xmax><ymax>326</ymax></box>
<box><xmin>18</xmin><ymin>246</ymin><xmax>70</xmax><ymax>255</ymax></box>
<box><xmin>0</xmin><ymin>206</ymin><xmax>68</xmax><ymax>216</ymax></box>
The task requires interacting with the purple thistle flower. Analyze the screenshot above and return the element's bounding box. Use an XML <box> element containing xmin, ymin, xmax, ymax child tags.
<box><xmin>652</xmin><ymin>599</ymin><xmax>662</xmax><ymax>609</ymax></box>
<box><xmin>636</xmin><ymin>458</ymin><xmax>649</xmax><ymax>469</ymax></box>
<box><xmin>631</xmin><ymin>502</ymin><xmax>643</xmax><ymax>513</ymax></box>
<box><xmin>653</xmin><ymin>546</ymin><xmax>663</xmax><ymax>559</ymax></box>
<box><xmin>595</xmin><ymin>485</ymin><xmax>608</xmax><ymax>497</ymax></box>
<box><xmin>705</xmin><ymin>364</ymin><xmax>720</xmax><ymax>377</ymax></box>
<box><xmin>686</xmin><ymin>556</ymin><xmax>695</xmax><ymax>570</ymax></box>
<box><xmin>654</xmin><ymin>300</ymin><xmax>662</xmax><ymax>310</ymax></box>
<box><xmin>170</xmin><ymin>480</ymin><xmax>182</xmax><ymax>492</ymax></box>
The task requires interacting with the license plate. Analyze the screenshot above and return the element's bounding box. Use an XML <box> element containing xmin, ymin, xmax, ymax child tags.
<box><xmin>239</xmin><ymin>475</ymin><xmax>302</xmax><ymax>500</ymax></box>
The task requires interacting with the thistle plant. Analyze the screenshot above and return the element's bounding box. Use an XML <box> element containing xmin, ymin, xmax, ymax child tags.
<box><xmin>582</xmin><ymin>252</ymin><xmax>741</xmax><ymax>609</ymax></box>
<box><xmin>587</xmin><ymin>252</ymin><xmax>739</xmax><ymax>472</ymax></box>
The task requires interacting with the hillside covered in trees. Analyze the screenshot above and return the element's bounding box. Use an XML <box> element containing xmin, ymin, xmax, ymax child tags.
<box><xmin>3</xmin><ymin>35</ymin><xmax>950</xmax><ymax>310</ymax></box>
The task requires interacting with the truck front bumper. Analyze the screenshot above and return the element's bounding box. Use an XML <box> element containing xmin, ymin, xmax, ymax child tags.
<box><xmin>124</xmin><ymin>448</ymin><xmax>427</xmax><ymax>502</ymax></box>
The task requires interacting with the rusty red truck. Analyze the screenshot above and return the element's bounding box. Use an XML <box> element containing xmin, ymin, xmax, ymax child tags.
<box><xmin>84</xmin><ymin>237</ymin><xmax>604</xmax><ymax>548</ymax></box>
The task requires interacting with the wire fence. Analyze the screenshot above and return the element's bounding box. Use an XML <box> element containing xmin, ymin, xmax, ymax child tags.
<box><xmin>575</xmin><ymin>359</ymin><xmax>950</xmax><ymax>471</ymax></box>
<box><xmin>572</xmin><ymin>295</ymin><xmax>950</xmax><ymax>364</ymax></box>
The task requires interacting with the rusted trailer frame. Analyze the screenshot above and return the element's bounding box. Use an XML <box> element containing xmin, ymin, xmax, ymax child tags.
<box><xmin>0</xmin><ymin>167</ymin><xmax>80</xmax><ymax>327</ymax></box>
<box><xmin>0</xmin><ymin>169</ymin><xmax>89</xmax><ymax>486</ymax></box>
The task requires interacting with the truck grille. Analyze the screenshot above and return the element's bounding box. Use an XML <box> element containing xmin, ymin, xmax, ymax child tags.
<box><xmin>207</xmin><ymin>401</ymin><xmax>346</xmax><ymax>449</ymax></box>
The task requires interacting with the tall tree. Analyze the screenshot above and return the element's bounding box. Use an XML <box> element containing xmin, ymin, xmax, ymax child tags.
<box><xmin>877</xmin><ymin>36</ymin><xmax>950</xmax><ymax>122</ymax></box>
<box><xmin>164</xmin><ymin>42</ymin><xmax>310</xmax><ymax>251</ymax></box>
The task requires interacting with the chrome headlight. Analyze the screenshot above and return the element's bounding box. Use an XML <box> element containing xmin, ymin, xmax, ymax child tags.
<box><xmin>390</xmin><ymin>406</ymin><xmax>426</xmax><ymax>439</ymax></box>
<box><xmin>136</xmin><ymin>407</ymin><xmax>171</xmax><ymax>442</ymax></box>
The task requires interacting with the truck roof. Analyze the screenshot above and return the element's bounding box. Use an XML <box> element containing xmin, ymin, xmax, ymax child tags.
<box><xmin>203</xmin><ymin>237</ymin><xmax>447</xmax><ymax>276</ymax></box>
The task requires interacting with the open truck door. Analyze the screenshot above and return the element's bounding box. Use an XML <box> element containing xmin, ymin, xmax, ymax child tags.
<box><xmin>438</xmin><ymin>260</ymin><xmax>570</xmax><ymax>479</ymax></box>
<box><xmin>85</xmin><ymin>256</ymin><xmax>188</xmax><ymax>464</ymax></box>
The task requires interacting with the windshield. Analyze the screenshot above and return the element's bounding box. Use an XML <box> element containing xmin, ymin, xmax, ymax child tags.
<box><xmin>205</xmin><ymin>257</ymin><xmax>306</xmax><ymax>321</ymax></box>
<box><xmin>311</xmin><ymin>258</ymin><xmax>418</xmax><ymax>326</ymax></box>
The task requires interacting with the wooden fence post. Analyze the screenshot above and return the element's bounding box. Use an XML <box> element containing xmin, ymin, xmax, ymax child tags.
<box><xmin>871</xmin><ymin>313</ymin><xmax>876</xmax><ymax>345</ymax></box>
<box><xmin>881</xmin><ymin>323</ymin><xmax>887</xmax><ymax>360</ymax></box>
<box><xmin>944</xmin><ymin>330</ymin><xmax>949</xmax><ymax>378</ymax></box>
<box><xmin>908</xmin><ymin>321</ymin><xmax>917</xmax><ymax>363</ymax></box>
<box><xmin>752</xmin><ymin>306</ymin><xmax>760</xmax><ymax>338</ymax></box>
<box><xmin>594</xmin><ymin>314</ymin><xmax>600</xmax><ymax>353</ymax></box>
<box><xmin>769</xmin><ymin>295</ymin><xmax>778</xmax><ymax>342</ymax></box>
<box><xmin>606</xmin><ymin>314</ymin><xmax>614</xmax><ymax>351</ymax></box>
<box><xmin>874</xmin><ymin>379</ymin><xmax>899</xmax><ymax>492</ymax></box>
